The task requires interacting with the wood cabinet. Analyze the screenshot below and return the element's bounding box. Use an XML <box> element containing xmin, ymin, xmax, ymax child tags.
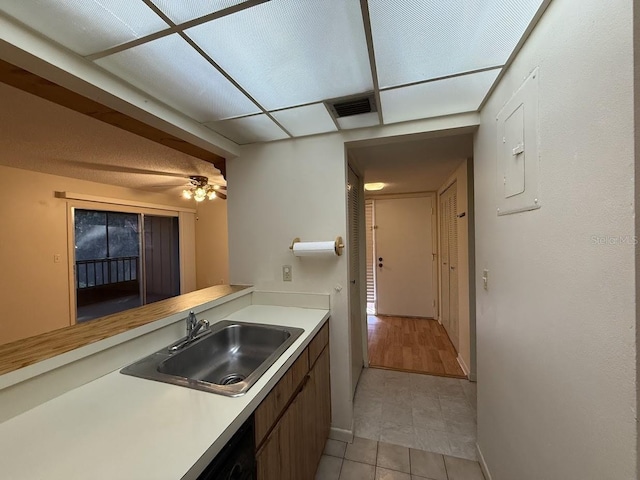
<box><xmin>256</xmin><ymin>322</ymin><xmax>330</xmax><ymax>480</ymax></box>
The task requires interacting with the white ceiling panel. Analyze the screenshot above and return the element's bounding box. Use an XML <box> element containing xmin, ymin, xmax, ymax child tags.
<box><xmin>368</xmin><ymin>0</ymin><xmax>543</xmax><ymax>88</ymax></box>
<box><xmin>0</xmin><ymin>0</ymin><xmax>168</xmax><ymax>56</ymax></box>
<box><xmin>186</xmin><ymin>0</ymin><xmax>373</xmax><ymax>111</ymax></box>
<box><xmin>205</xmin><ymin>115</ymin><xmax>289</xmax><ymax>144</ymax></box>
<box><xmin>271</xmin><ymin>104</ymin><xmax>338</xmax><ymax>137</ymax></box>
<box><xmin>95</xmin><ymin>34</ymin><xmax>259</xmax><ymax>122</ymax></box>
<box><xmin>381</xmin><ymin>69</ymin><xmax>501</xmax><ymax>124</ymax></box>
<box><xmin>149</xmin><ymin>0</ymin><xmax>250</xmax><ymax>25</ymax></box>
<box><xmin>337</xmin><ymin>112</ymin><xmax>380</xmax><ymax>130</ymax></box>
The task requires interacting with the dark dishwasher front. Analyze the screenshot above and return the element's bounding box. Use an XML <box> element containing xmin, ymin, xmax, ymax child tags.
<box><xmin>197</xmin><ymin>417</ymin><xmax>255</xmax><ymax>480</ymax></box>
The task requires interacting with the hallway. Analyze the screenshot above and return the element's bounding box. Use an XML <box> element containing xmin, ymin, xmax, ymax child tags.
<box><xmin>368</xmin><ymin>315</ymin><xmax>466</xmax><ymax>378</ymax></box>
<box><xmin>352</xmin><ymin>368</ymin><xmax>477</xmax><ymax>460</ymax></box>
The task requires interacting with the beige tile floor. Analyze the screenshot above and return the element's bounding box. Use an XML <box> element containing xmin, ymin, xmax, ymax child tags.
<box><xmin>315</xmin><ymin>437</ymin><xmax>485</xmax><ymax>480</ymax></box>
<box><xmin>352</xmin><ymin>368</ymin><xmax>478</xmax><ymax>460</ymax></box>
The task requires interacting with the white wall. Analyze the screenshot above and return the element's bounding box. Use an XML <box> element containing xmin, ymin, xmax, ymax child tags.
<box><xmin>634</xmin><ymin>1</ymin><xmax>640</xmax><ymax>468</ymax></box>
<box><xmin>474</xmin><ymin>0</ymin><xmax>637</xmax><ymax>478</ymax></box>
<box><xmin>194</xmin><ymin>199</ymin><xmax>229</xmax><ymax>289</ymax></box>
<box><xmin>227</xmin><ymin>135</ymin><xmax>352</xmax><ymax>432</ymax></box>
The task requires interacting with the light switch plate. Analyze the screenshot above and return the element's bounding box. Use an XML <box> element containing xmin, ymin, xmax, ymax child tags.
<box><xmin>496</xmin><ymin>67</ymin><xmax>540</xmax><ymax>216</ymax></box>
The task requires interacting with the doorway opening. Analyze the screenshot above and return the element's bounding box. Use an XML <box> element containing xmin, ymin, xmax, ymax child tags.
<box><xmin>348</xmin><ymin>132</ymin><xmax>477</xmax><ymax>380</ymax></box>
<box><xmin>364</xmin><ymin>195</ymin><xmax>465</xmax><ymax>379</ymax></box>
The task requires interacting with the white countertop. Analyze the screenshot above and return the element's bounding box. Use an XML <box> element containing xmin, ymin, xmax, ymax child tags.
<box><xmin>0</xmin><ymin>304</ymin><xmax>330</xmax><ymax>480</ymax></box>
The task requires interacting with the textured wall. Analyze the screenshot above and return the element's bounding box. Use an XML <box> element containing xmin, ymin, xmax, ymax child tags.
<box><xmin>474</xmin><ymin>0</ymin><xmax>637</xmax><ymax>478</ymax></box>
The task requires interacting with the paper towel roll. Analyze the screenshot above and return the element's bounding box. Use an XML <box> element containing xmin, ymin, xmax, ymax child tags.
<box><xmin>292</xmin><ymin>241</ymin><xmax>337</xmax><ymax>257</ymax></box>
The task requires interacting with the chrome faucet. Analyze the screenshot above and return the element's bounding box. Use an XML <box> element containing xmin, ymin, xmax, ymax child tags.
<box><xmin>186</xmin><ymin>311</ymin><xmax>198</xmax><ymax>338</ymax></box>
<box><xmin>169</xmin><ymin>311</ymin><xmax>210</xmax><ymax>352</ymax></box>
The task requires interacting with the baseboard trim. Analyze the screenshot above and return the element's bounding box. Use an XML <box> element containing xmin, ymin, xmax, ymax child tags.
<box><xmin>457</xmin><ymin>354</ymin><xmax>470</xmax><ymax>378</ymax></box>
<box><xmin>477</xmin><ymin>443</ymin><xmax>493</xmax><ymax>480</ymax></box>
<box><xmin>329</xmin><ymin>426</ymin><xmax>354</xmax><ymax>443</ymax></box>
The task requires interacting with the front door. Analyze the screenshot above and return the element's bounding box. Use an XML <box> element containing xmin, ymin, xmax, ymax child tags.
<box><xmin>375</xmin><ymin>196</ymin><xmax>435</xmax><ymax>318</ymax></box>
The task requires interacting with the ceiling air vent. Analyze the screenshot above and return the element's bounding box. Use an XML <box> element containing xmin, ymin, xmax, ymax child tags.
<box><xmin>327</xmin><ymin>94</ymin><xmax>377</xmax><ymax>118</ymax></box>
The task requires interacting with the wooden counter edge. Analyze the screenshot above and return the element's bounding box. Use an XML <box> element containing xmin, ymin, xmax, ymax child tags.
<box><xmin>0</xmin><ymin>285</ymin><xmax>251</xmax><ymax>376</ymax></box>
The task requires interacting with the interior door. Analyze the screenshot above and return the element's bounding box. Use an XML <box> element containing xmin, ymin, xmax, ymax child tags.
<box><xmin>375</xmin><ymin>196</ymin><xmax>435</xmax><ymax>317</ymax></box>
<box><xmin>440</xmin><ymin>193</ymin><xmax>450</xmax><ymax>331</ymax></box>
<box><xmin>439</xmin><ymin>183</ymin><xmax>459</xmax><ymax>349</ymax></box>
<box><xmin>347</xmin><ymin>167</ymin><xmax>364</xmax><ymax>395</ymax></box>
<box><xmin>448</xmin><ymin>187</ymin><xmax>459</xmax><ymax>349</ymax></box>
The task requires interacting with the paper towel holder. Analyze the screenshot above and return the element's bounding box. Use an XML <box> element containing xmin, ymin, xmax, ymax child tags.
<box><xmin>289</xmin><ymin>237</ymin><xmax>344</xmax><ymax>256</ymax></box>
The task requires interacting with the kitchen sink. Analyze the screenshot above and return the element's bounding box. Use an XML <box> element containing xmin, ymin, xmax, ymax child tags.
<box><xmin>120</xmin><ymin>320</ymin><xmax>304</xmax><ymax>396</ymax></box>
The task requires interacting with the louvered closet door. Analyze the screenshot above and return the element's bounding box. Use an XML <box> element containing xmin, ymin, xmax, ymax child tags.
<box><xmin>365</xmin><ymin>201</ymin><xmax>376</xmax><ymax>313</ymax></box>
<box><xmin>448</xmin><ymin>187</ymin><xmax>459</xmax><ymax>350</ymax></box>
<box><xmin>348</xmin><ymin>167</ymin><xmax>363</xmax><ymax>396</ymax></box>
<box><xmin>439</xmin><ymin>182</ymin><xmax>458</xmax><ymax>350</ymax></box>
<box><xmin>440</xmin><ymin>193</ymin><xmax>450</xmax><ymax>331</ymax></box>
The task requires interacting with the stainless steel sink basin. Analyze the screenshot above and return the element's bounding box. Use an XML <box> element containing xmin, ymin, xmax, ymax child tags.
<box><xmin>121</xmin><ymin>320</ymin><xmax>304</xmax><ymax>396</ymax></box>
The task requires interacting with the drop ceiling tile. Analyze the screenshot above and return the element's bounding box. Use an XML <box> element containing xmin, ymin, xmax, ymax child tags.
<box><xmin>368</xmin><ymin>0</ymin><xmax>543</xmax><ymax>88</ymax></box>
<box><xmin>95</xmin><ymin>34</ymin><xmax>259</xmax><ymax>122</ymax></box>
<box><xmin>381</xmin><ymin>69</ymin><xmax>501</xmax><ymax>124</ymax></box>
<box><xmin>271</xmin><ymin>104</ymin><xmax>337</xmax><ymax>137</ymax></box>
<box><xmin>186</xmin><ymin>0</ymin><xmax>373</xmax><ymax>111</ymax></box>
<box><xmin>0</xmin><ymin>0</ymin><xmax>168</xmax><ymax>56</ymax></box>
<box><xmin>337</xmin><ymin>112</ymin><xmax>380</xmax><ymax>130</ymax></box>
<box><xmin>205</xmin><ymin>115</ymin><xmax>289</xmax><ymax>144</ymax></box>
<box><xmin>149</xmin><ymin>0</ymin><xmax>250</xmax><ymax>25</ymax></box>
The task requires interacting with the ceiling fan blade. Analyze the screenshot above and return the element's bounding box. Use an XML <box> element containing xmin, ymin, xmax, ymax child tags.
<box><xmin>148</xmin><ymin>184</ymin><xmax>187</xmax><ymax>189</ymax></box>
<box><xmin>215</xmin><ymin>191</ymin><xmax>227</xmax><ymax>200</ymax></box>
<box><xmin>58</xmin><ymin>159</ymin><xmax>188</xmax><ymax>179</ymax></box>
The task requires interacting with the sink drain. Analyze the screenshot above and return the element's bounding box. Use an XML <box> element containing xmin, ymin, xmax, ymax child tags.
<box><xmin>218</xmin><ymin>373</ymin><xmax>246</xmax><ymax>386</ymax></box>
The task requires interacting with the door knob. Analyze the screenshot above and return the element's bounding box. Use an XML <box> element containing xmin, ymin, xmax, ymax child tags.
<box><xmin>450</xmin><ymin>266</ymin><xmax>456</xmax><ymax>270</ymax></box>
<box><xmin>378</xmin><ymin>257</ymin><xmax>383</xmax><ymax>261</ymax></box>
<box><xmin>350</xmin><ymin>280</ymin><xmax>356</xmax><ymax>284</ymax></box>
<box><xmin>378</xmin><ymin>263</ymin><xmax>383</xmax><ymax>268</ymax></box>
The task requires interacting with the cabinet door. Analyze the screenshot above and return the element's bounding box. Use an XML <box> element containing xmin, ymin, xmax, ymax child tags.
<box><xmin>257</xmin><ymin>395</ymin><xmax>296</xmax><ymax>480</ymax></box>
<box><xmin>310</xmin><ymin>345</ymin><xmax>331</xmax><ymax>465</ymax></box>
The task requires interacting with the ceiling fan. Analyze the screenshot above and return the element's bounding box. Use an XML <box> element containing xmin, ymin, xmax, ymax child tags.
<box><xmin>53</xmin><ymin>159</ymin><xmax>227</xmax><ymax>201</ymax></box>
<box><xmin>181</xmin><ymin>176</ymin><xmax>227</xmax><ymax>201</ymax></box>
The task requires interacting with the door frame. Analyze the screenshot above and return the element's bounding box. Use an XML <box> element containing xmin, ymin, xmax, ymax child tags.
<box><xmin>367</xmin><ymin>191</ymin><xmax>439</xmax><ymax>319</ymax></box>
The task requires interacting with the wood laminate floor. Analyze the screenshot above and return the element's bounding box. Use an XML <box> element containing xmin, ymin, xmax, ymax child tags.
<box><xmin>367</xmin><ymin>315</ymin><xmax>466</xmax><ymax>378</ymax></box>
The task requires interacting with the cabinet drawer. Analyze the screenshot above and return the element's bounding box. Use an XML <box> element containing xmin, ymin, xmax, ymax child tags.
<box><xmin>254</xmin><ymin>347</ymin><xmax>308</xmax><ymax>448</ymax></box>
<box><xmin>308</xmin><ymin>321</ymin><xmax>329</xmax><ymax>368</ymax></box>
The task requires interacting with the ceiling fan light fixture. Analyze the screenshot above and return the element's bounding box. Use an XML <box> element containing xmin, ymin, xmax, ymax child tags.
<box><xmin>364</xmin><ymin>182</ymin><xmax>385</xmax><ymax>191</ymax></box>
<box><xmin>183</xmin><ymin>176</ymin><xmax>224</xmax><ymax>202</ymax></box>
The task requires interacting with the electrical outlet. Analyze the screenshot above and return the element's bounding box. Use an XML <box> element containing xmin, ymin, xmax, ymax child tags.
<box><xmin>282</xmin><ymin>265</ymin><xmax>292</xmax><ymax>282</ymax></box>
<box><xmin>54</xmin><ymin>254</ymin><xmax>61</xmax><ymax>264</ymax></box>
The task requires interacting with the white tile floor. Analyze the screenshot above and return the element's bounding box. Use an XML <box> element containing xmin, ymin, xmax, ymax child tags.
<box><xmin>352</xmin><ymin>368</ymin><xmax>478</xmax><ymax>460</ymax></box>
<box><xmin>315</xmin><ymin>437</ymin><xmax>485</xmax><ymax>480</ymax></box>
